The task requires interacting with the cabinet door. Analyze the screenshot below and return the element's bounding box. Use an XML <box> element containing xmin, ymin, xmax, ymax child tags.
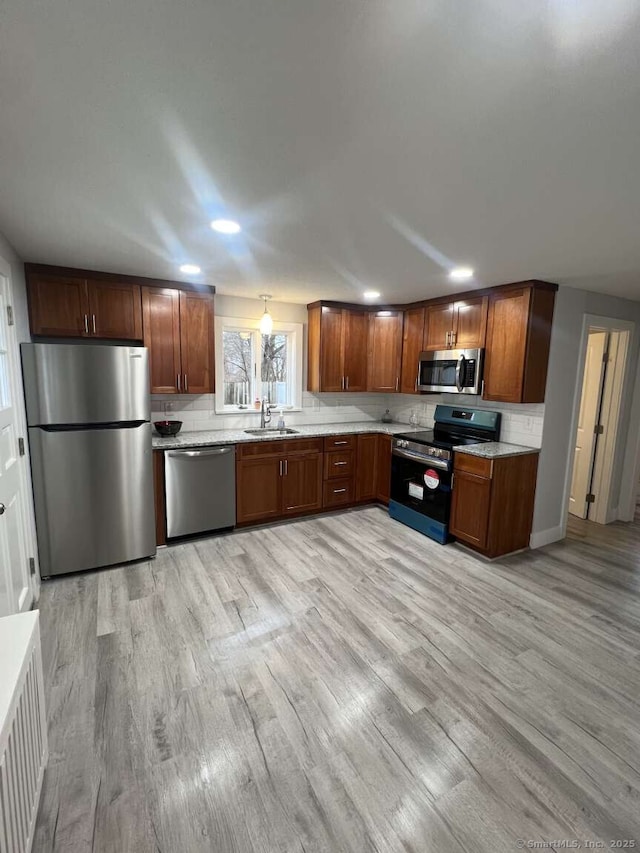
<box><xmin>28</xmin><ymin>274</ymin><xmax>89</xmax><ymax>337</ymax></box>
<box><xmin>343</xmin><ymin>310</ymin><xmax>368</xmax><ymax>391</ymax></box>
<box><xmin>450</xmin><ymin>470</ymin><xmax>492</xmax><ymax>549</ymax></box>
<box><xmin>400</xmin><ymin>307</ymin><xmax>425</xmax><ymax>394</ymax></box>
<box><xmin>236</xmin><ymin>457</ymin><xmax>282</xmax><ymax>524</ymax></box>
<box><xmin>453</xmin><ymin>296</ymin><xmax>487</xmax><ymax>350</ymax></box>
<box><xmin>281</xmin><ymin>453</ymin><xmax>323</xmax><ymax>516</ymax></box>
<box><xmin>319</xmin><ymin>307</ymin><xmax>344</xmax><ymax>392</ymax></box>
<box><xmin>87</xmin><ymin>280</ymin><xmax>143</xmax><ymax>340</ymax></box>
<box><xmin>179</xmin><ymin>291</ymin><xmax>215</xmax><ymax>394</ymax></box>
<box><xmin>142</xmin><ymin>287</ymin><xmax>181</xmax><ymax>394</ymax></box>
<box><xmin>376</xmin><ymin>434</ymin><xmax>392</xmax><ymax>504</ymax></box>
<box><xmin>424</xmin><ymin>303</ymin><xmax>454</xmax><ymax>351</ymax></box>
<box><xmin>367</xmin><ymin>311</ymin><xmax>403</xmax><ymax>392</ymax></box>
<box><xmin>483</xmin><ymin>287</ymin><xmax>531</xmax><ymax>403</ymax></box>
<box><xmin>356</xmin><ymin>434</ymin><xmax>378</xmax><ymax>501</ymax></box>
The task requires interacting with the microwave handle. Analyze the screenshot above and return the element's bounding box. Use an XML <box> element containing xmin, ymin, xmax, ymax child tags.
<box><xmin>455</xmin><ymin>354</ymin><xmax>465</xmax><ymax>391</ymax></box>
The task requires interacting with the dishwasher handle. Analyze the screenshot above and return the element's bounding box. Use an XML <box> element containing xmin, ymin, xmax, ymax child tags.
<box><xmin>166</xmin><ymin>447</ymin><xmax>234</xmax><ymax>458</ymax></box>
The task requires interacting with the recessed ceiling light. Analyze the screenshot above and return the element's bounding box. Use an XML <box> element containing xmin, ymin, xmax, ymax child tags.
<box><xmin>449</xmin><ymin>266</ymin><xmax>474</xmax><ymax>282</ymax></box>
<box><xmin>179</xmin><ymin>263</ymin><xmax>201</xmax><ymax>275</ymax></box>
<box><xmin>363</xmin><ymin>291</ymin><xmax>381</xmax><ymax>299</ymax></box>
<box><xmin>211</xmin><ymin>218</ymin><xmax>241</xmax><ymax>234</ymax></box>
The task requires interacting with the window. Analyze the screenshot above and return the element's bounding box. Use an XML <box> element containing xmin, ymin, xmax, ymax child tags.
<box><xmin>215</xmin><ymin>317</ymin><xmax>302</xmax><ymax>412</ymax></box>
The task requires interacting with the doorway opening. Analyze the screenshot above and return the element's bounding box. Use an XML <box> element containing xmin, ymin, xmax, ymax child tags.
<box><xmin>568</xmin><ymin>321</ymin><xmax>631</xmax><ymax>525</ymax></box>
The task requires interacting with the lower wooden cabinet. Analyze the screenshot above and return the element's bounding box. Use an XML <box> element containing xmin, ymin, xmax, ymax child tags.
<box><xmin>376</xmin><ymin>434</ymin><xmax>392</xmax><ymax>505</ymax></box>
<box><xmin>355</xmin><ymin>434</ymin><xmax>378</xmax><ymax>501</ymax></box>
<box><xmin>450</xmin><ymin>450</ymin><xmax>539</xmax><ymax>558</ymax></box>
<box><xmin>153</xmin><ymin>450</ymin><xmax>167</xmax><ymax>546</ymax></box>
<box><xmin>236</xmin><ymin>439</ymin><xmax>322</xmax><ymax>525</ymax></box>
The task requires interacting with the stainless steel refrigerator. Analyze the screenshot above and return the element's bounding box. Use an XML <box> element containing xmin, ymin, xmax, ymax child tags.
<box><xmin>22</xmin><ymin>343</ymin><xmax>156</xmax><ymax>577</ymax></box>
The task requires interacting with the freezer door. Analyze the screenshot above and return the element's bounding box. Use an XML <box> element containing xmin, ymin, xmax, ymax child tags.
<box><xmin>28</xmin><ymin>422</ymin><xmax>156</xmax><ymax>576</ymax></box>
<box><xmin>21</xmin><ymin>343</ymin><xmax>149</xmax><ymax>426</ymax></box>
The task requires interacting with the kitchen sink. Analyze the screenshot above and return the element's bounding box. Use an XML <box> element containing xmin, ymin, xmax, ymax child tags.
<box><xmin>244</xmin><ymin>427</ymin><xmax>300</xmax><ymax>435</ymax></box>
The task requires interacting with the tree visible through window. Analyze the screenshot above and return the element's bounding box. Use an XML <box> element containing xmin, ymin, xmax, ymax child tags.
<box><xmin>222</xmin><ymin>327</ymin><xmax>292</xmax><ymax>408</ymax></box>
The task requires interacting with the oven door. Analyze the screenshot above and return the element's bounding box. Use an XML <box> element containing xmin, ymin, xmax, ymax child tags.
<box><xmin>390</xmin><ymin>450</ymin><xmax>452</xmax><ymax>525</ymax></box>
<box><xmin>417</xmin><ymin>348</ymin><xmax>483</xmax><ymax>394</ymax></box>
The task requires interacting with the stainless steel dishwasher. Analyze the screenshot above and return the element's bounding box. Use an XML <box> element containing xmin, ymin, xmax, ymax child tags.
<box><xmin>165</xmin><ymin>445</ymin><xmax>236</xmax><ymax>538</ymax></box>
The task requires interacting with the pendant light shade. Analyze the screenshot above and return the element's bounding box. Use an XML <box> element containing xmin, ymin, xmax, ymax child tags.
<box><xmin>259</xmin><ymin>294</ymin><xmax>273</xmax><ymax>335</ymax></box>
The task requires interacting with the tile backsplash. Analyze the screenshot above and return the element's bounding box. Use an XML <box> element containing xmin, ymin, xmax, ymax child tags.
<box><xmin>151</xmin><ymin>391</ymin><xmax>544</xmax><ymax>447</ymax></box>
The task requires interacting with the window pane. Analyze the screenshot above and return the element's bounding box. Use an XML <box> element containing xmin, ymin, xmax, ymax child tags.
<box><xmin>261</xmin><ymin>333</ymin><xmax>288</xmax><ymax>405</ymax></box>
<box><xmin>223</xmin><ymin>330</ymin><xmax>253</xmax><ymax>406</ymax></box>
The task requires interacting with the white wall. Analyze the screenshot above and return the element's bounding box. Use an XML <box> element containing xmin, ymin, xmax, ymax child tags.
<box><xmin>531</xmin><ymin>285</ymin><xmax>640</xmax><ymax>544</ymax></box>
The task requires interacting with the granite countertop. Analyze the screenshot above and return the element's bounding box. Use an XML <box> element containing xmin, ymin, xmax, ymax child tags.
<box><xmin>453</xmin><ymin>441</ymin><xmax>539</xmax><ymax>459</ymax></box>
<box><xmin>152</xmin><ymin>420</ymin><xmax>417</xmax><ymax>450</ymax></box>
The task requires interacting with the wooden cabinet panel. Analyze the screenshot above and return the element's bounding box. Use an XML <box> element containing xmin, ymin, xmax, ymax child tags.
<box><xmin>28</xmin><ymin>274</ymin><xmax>88</xmax><ymax>337</ymax></box>
<box><xmin>453</xmin><ymin>452</ymin><xmax>493</xmax><ymax>478</ymax></box>
<box><xmin>319</xmin><ymin>307</ymin><xmax>344</xmax><ymax>392</ymax></box>
<box><xmin>324</xmin><ymin>450</ymin><xmax>354</xmax><ymax>480</ymax></box>
<box><xmin>323</xmin><ymin>478</ymin><xmax>354</xmax><ymax>508</ymax></box>
<box><xmin>483</xmin><ymin>283</ymin><xmax>555</xmax><ymax>404</ymax></box>
<box><xmin>282</xmin><ymin>453</ymin><xmax>323</xmax><ymax>516</ymax></box>
<box><xmin>87</xmin><ymin>280</ymin><xmax>142</xmax><ymax>340</ymax></box>
<box><xmin>356</xmin><ymin>434</ymin><xmax>378</xmax><ymax>501</ymax></box>
<box><xmin>400</xmin><ymin>307</ymin><xmax>425</xmax><ymax>394</ymax></box>
<box><xmin>483</xmin><ymin>287</ymin><xmax>530</xmax><ymax>402</ymax></box>
<box><xmin>153</xmin><ymin>450</ymin><xmax>166</xmax><ymax>546</ymax></box>
<box><xmin>343</xmin><ymin>310</ymin><xmax>368</xmax><ymax>391</ymax></box>
<box><xmin>376</xmin><ymin>434</ymin><xmax>392</xmax><ymax>504</ymax></box>
<box><xmin>424</xmin><ymin>303</ymin><xmax>454</xmax><ymax>351</ymax></box>
<box><xmin>367</xmin><ymin>311</ymin><xmax>403</xmax><ymax>392</ymax></box>
<box><xmin>450</xmin><ymin>470</ymin><xmax>492</xmax><ymax>550</ymax></box>
<box><xmin>179</xmin><ymin>291</ymin><xmax>214</xmax><ymax>394</ymax></box>
<box><xmin>236</xmin><ymin>457</ymin><xmax>282</xmax><ymax>524</ymax></box>
<box><xmin>323</xmin><ymin>435</ymin><xmax>356</xmax><ymax>451</ymax></box>
<box><xmin>142</xmin><ymin>287</ymin><xmax>181</xmax><ymax>394</ymax></box>
<box><xmin>453</xmin><ymin>296</ymin><xmax>487</xmax><ymax>349</ymax></box>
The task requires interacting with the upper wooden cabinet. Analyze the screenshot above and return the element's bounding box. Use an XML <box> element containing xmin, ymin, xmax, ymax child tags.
<box><xmin>400</xmin><ymin>307</ymin><xmax>425</xmax><ymax>394</ymax></box>
<box><xmin>424</xmin><ymin>296</ymin><xmax>488</xmax><ymax>351</ymax></box>
<box><xmin>367</xmin><ymin>310</ymin><xmax>403</xmax><ymax>392</ymax></box>
<box><xmin>307</xmin><ymin>304</ymin><xmax>368</xmax><ymax>392</ymax></box>
<box><xmin>483</xmin><ymin>282</ymin><xmax>556</xmax><ymax>403</ymax></box>
<box><xmin>142</xmin><ymin>287</ymin><xmax>214</xmax><ymax>395</ymax></box>
<box><xmin>27</xmin><ymin>272</ymin><xmax>142</xmax><ymax>340</ymax></box>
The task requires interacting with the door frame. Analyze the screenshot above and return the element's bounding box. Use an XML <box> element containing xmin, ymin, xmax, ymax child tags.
<box><xmin>0</xmin><ymin>254</ymin><xmax>38</xmax><ymax>605</ymax></box>
<box><xmin>563</xmin><ymin>313</ymin><xmax>635</xmax><ymax>531</ymax></box>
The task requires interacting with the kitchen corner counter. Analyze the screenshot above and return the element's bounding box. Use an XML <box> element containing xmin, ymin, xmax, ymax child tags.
<box><xmin>453</xmin><ymin>441</ymin><xmax>539</xmax><ymax>459</ymax></box>
<box><xmin>152</xmin><ymin>421</ymin><xmax>416</xmax><ymax>450</ymax></box>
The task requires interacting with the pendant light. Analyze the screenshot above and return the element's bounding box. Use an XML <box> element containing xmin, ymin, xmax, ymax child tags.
<box><xmin>259</xmin><ymin>294</ymin><xmax>273</xmax><ymax>335</ymax></box>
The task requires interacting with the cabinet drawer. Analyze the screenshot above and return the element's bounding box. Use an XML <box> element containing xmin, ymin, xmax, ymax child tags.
<box><xmin>324</xmin><ymin>450</ymin><xmax>355</xmax><ymax>480</ymax></box>
<box><xmin>454</xmin><ymin>452</ymin><xmax>493</xmax><ymax>478</ymax></box>
<box><xmin>237</xmin><ymin>438</ymin><xmax>323</xmax><ymax>459</ymax></box>
<box><xmin>323</xmin><ymin>478</ymin><xmax>354</xmax><ymax>508</ymax></box>
<box><xmin>323</xmin><ymin>435</ymin><xmax>356</xmax><ymax>451</ymax></box>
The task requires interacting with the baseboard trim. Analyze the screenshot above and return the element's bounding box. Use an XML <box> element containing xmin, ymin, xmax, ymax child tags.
<box><xmin>529</xmin><ymin>524</ymin><xmax>565</xmax><ymax>549</ymax></box>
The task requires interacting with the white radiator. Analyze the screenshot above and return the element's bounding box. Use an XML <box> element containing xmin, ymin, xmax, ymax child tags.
<box><xmin>0</xmin><ymin>612</ymin><xmax>48</xmax><ymax>853</ymax></box>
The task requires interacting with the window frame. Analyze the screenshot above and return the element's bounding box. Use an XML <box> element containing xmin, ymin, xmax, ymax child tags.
<box><xmin>214</xmin><ymin>315</ymin><xmax>303</xmax><ymax>414</ymax></box>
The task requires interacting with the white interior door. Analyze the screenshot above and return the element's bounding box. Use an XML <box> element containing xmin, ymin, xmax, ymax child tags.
<box><xmin>569</xmin><ymin>330</ymin><xmax>607</xmax><ymax>519</ymax></box>
<box><xmin>0</xmin><ymin>272</ymin><xmax>32</xmax><ymax>615</ymax></box>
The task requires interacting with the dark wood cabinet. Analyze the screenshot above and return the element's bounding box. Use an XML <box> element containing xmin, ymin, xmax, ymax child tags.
<box><xmin>153</xmin><ymin>450</ymin><xmax>167</xmax><ymax>546</ymax></box>
<box><xmin>142</xmin><ymin>287</ymin><xmax>214</xmax><ymax>395</ymax></box>
<box><xmin>376</xmin><ymin>434</ymin><xmax>392</xmax><ymax>504</ymax></box>
<box><xmin>367</xmin><ymin>311</ymin><xmax>403</xmax><ymax>392</ymax></box>
<box><xmin>355</xmin><ymin>434</ymin><xmax>378</xmax><ymax>501</ymax></box>
<box><xmin>400</xmin><ymin>307</ymin><xmax>425</xmax><ymax>394</ymax></box>
<box><xmin>308</xmin><ymin>304</ymin><xmax>368</xmax><ymax>392</ymax></box>
<box><xmin>450</xmin><ymin>450</ymin><xmax>539</xmax><ymax>558</ymax></box>
<box><xmin>27</xmin><ymin>272</ymin><xmax>143</xmax><ymax>340</ymax></box>
<box><xmin>483</xmin><ymin>282</ymin><xmax>556</xmax><ymax>403</ymax></box>
<box><xmin>424</xmin><ymin>296</ymin><xmax>487</xmax><ymax>351</ymax></box>
<box><xmin>236</xmin><ymin>439</ymin><xmax>323</xmax><ymax>525</ymax></box>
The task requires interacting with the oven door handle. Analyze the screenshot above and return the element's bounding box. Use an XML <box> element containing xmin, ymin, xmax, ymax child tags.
<box><xmin>392</xmin><ymin>448</ymin><xmax>450</xmax><ymax>470</ymax></box>
<box><xmin>455</xmin><ymin>354</ymin><xmax>465</xmax><ymax>392</ymax></box>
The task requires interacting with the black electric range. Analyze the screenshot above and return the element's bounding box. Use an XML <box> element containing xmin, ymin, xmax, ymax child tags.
<box><xmin>389</xmin><ymin>405</ymin><xmax>501</xmax><ymax>544</ymax></box>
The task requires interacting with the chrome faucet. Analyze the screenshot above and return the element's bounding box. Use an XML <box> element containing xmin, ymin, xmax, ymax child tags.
<box><xmin>260</xmin><ymin>399</ymin><xmax>273</xmax><ymax>428</ymax></box>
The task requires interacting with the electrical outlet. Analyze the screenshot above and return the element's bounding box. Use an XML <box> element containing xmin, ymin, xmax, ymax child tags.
<box><xmin>164</xmin><ymin>401</ymin><xmax>174</xmax><ymax>414</ymax></box>
<box><xmin>523</xmin><ymin>416</ymin><xmax>533</xmax><ymax>432</ymax></box>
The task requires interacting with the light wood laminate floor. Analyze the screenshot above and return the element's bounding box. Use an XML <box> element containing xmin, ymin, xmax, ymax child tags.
<box><xmin>35</xmin><ymin>507</ymin><xmax>640</xmax><ymax>852</ymax></box>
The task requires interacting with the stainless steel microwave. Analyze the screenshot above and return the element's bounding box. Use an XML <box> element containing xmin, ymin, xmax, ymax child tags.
<box><xmin>417</xmin><ymin>348</ymin><xmax>484</xmax><ymax>394</ymax></box>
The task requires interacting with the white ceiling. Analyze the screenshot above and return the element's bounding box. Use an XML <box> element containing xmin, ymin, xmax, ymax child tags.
<box><xmin>1</xmin><ymin>0</ymin><xmax>640</xmax><ymax>303</ymax></box>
